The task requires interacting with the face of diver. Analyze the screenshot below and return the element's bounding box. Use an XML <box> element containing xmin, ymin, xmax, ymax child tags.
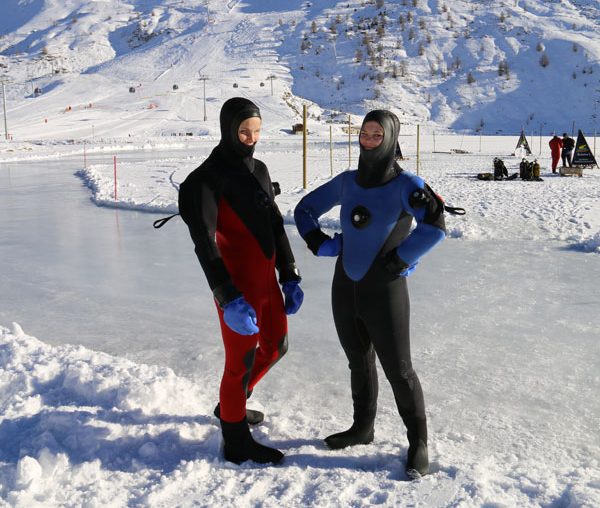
<box><xmin>238</xmin><ymin>117</ymin><xmax>262</xmax><ymax>147</ymax></box>
<box><xmin>359</xmin><ymin>121</ymin><xmax>385</xmax><ymax>150</ymax></box>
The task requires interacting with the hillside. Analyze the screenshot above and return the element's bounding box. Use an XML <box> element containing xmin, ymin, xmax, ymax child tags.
<box><xmin>0</xmin><ymin>0</ymin><xmax>599</xmax><ymax>140</ymax></box>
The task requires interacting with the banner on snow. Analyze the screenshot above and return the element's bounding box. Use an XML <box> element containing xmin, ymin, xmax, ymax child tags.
<box><xmin>572</xmin><ymin>130</ymin><xmax>598</xmax><ymax>167</ymax></box>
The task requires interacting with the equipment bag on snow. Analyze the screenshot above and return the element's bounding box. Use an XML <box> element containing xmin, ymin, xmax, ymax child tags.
<box><xmin>493</xmin><ymin>158</ymin><xmax>508</xmax><ymax>180</ymax></box>
<box><xmin>519</xmin><ymin>159</ymin><xmax>533</xmax><ymax>180</ymax></box>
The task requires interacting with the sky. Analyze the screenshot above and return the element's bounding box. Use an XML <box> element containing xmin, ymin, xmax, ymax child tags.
<box><xmin>1</xmin><ymin>0</ymin><xmax>600</xmax><ymax>507</ymax></box>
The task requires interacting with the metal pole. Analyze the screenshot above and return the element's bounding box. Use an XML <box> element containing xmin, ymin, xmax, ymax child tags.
<box><xmin>113</xmin><ymin>156</ymin><xmax>118</xmax><ymax>201</ymax></box>
<box><xmin>331</xmin><ymin>35</ymin><xmax>337</xmax><ymax>61</ymax></box>
<box><xmin>1</xmin><ymin>80</ymin><xmax>8</xmax><ymax>140</ymax></box>
<box><xmin>199</xmin><ymin>75</ymin><xmax>208</xmax><ymax>121</ymax></box>
<box><xmin>529</xmin><ymin>130</ymin><xmax>533</xmax><ymax>156</ymax></box>
<box><xmin>266</xmin><ymin>75</ymin><xmax>275</xmax><ymax>96</ymax></box>
<box><xmin>303</xmin><ymin>105</ymin><xmax>307</xmax><ymax>189</ymax></box>
<box><xmin>348</xmin><ymin>114</ymin><xmax>351</xmax><ymax>168</ymax></box>
<box><xmin>416</xmin><ymin>125</ymin><xmax>421</xmax><ymax>176</ymax></box>
<box><xmin>539</xmin><ymin>123</ymin><xmax>542</xmax><ymax>156</ymax></box>
<box><xmin>329</xmin><ymin>125</ymin><xmax>333</xmax><ymax>177</ymax></box>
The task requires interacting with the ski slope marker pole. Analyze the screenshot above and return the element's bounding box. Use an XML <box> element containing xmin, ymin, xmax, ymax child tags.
<box><xmin>416</xmin><ymin>125</ymin><xmax>420</xmax><ymax>176</ymax></box>
<box><xmin>329</xmin><ymin>125</ymin><xmax>333</xmax><ymax>177</ymax></box>
<box><xmin>348</xmin><ymin>114</ymin><xmax>351</xmax><ymax>169</ymax></box>
<box><xmin>302</xmin><ymin>104</ymin><xmax>307</xmax><ymax>190</ymax></box>
<box><xmin>113</xmin><ymin>156</ymin><xmax>118</xmax><ymax>201</ymax></box>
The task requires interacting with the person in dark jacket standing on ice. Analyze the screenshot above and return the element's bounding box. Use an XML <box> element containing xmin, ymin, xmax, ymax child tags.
<box><xmin>178</xmin><ymin>97</ymin><xmax>304</xmax><ymax>465</ymax></box>
<box><xmin>294</xmin><ymin>110</ymin><xmax>446</xmax><ymax>479</ymax></box>
<box><xmin>561</xmin><ymin>133</ymin><xmax>575</xmax><ymax>168</ymax></box>
<box><xmin>549</xmin><ymin>135</ymin><xmax>563</xmax><ymax>173</ymax></box>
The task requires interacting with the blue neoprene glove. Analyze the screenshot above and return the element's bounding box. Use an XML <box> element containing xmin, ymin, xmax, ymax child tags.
<box><xmin>223</xmin><ymin>297</ymin><xmax>259</xmax><ymax>335</ymax></box>
<box><xmin>281</xmin><ymin>281</ymin><xmax>304</xmax><ymax>315</ymax></box>
<box><xmin>317</xmin><ymin>233</ymin><xmax>342</xmax><ymax>257</ymax></box>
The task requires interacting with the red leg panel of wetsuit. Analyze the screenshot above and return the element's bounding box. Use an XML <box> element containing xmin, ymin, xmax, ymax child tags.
<box><xmin>215</xmin><ymin>200</ymin><xmax>288</xmax><ymax>423</ymax></box>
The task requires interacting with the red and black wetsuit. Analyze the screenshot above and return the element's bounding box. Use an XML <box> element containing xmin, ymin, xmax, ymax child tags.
<box><xmin>178</xmin><ymin>99</ymin><xmax>300</xmax><ymax>423</ymax></box>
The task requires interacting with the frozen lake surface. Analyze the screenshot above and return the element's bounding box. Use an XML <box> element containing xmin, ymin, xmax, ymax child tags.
<box><xmin>1</xmin><ymin>153</ymin><xmax>599</xmax><ymax>506</ymax></box>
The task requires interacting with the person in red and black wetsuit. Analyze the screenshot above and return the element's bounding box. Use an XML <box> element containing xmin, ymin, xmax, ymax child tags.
<box><xmin>178</xmin><ymin>97</ymin><xmax>303</xmax><ymax>465</ymax></box>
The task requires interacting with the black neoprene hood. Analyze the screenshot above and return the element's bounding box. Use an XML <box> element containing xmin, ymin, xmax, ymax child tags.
<box><xmin>219</xmin><ymin>97</ymin><xmax>262</xmax><ymax>158</ymax></box>
<box><xmin>357</xmin><ymin>110</ymin><xmax>401</xmax><ymax>188</ymax></box>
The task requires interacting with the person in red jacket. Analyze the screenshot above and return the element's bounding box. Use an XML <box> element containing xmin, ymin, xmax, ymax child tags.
<box><xmin>548</xmin><ymin>135</ymin><xmax>563</xmax><ymax>173</ymax></box>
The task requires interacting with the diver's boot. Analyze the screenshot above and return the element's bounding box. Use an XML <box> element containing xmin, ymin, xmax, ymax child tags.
<box><xmin>220</xmin><ymin>417</ymin><xmax>283</xmax><ymax>465</ymax></box>
<box><xmin>405</xmin><ymin>438</ymin><xmax>429</xmax><ymax>479</ymax></box>
<box><xmin>214</xmin><ymin>403</ymin><xmax>264</xmax><ymax>425</ymax></box>
<box><xmin>403</xmin><ymin>416</ymin><xmax>429</xmax><ymax>478</ymax></box>
<box><xmin>324</xmin><ymin>420</ymin><xmax>375</xmax><ymax>450</ymax></box>
<box><xmin>326</xmin><ymin>347</ymin><xmax>378</xmax><ymax>450</ymax></box>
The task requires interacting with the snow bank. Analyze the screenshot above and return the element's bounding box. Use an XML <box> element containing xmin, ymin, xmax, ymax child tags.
<box><xmin>75</xmin><ymin>149</ymin><xmax>600</xmax><ymax>252</ymax></box>
<box><xmin>0</xmin><ymin>323</ymin><xmax>215</xmax><ymax>507</ymax></box>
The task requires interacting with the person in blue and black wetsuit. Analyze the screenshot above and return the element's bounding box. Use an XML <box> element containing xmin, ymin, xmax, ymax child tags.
<box><xmin>294</xmin><ymin>110</ymin><xmax>446</xmax><ymax>479</ymax></box>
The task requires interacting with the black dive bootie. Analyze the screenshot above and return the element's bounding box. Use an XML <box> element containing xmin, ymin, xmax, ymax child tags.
<box><xmin>213</xmin><ymin>403</ymin><xmax>264</xmax><ymax>425</ymax></box>
<box><xmin>405</xmin><ymin>438</ymin><xmax>429</xmax><ymax>478</ymax></box>
<box><xmin>403</xmin><ymin>416</ymin><xmax>429</xmax><ymax>478</ymax></box>
<box><xmin>220</xmin><ymin>417</ymin><xmax>283</xmax><ymax>465</ymax></box>
<box><xmin>324</xmin><ymin>421</ymin><xmax>375</xmax><ymax>450</ymax></box>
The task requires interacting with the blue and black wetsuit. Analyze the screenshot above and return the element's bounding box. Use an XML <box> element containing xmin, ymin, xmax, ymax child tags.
<box><xmin>294</xmin><ymin>110</ymin><xmax>446</xmax><ymax>476</ymax></box>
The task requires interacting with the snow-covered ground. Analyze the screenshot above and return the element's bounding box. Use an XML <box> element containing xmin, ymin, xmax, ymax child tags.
<box><xmin>73</xmin><ymin>135</ymin><xmax>600</xmax><ymax>251</ymax></box>
<box><xmin>1</xmin><ymin>137</ymin><xmax>599</xmax><ymax>507</ymax></box>
<box><xmin>1</xmin><ymin>0</ymin><xmax>599</xmax><ymax>505</ymax></box>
